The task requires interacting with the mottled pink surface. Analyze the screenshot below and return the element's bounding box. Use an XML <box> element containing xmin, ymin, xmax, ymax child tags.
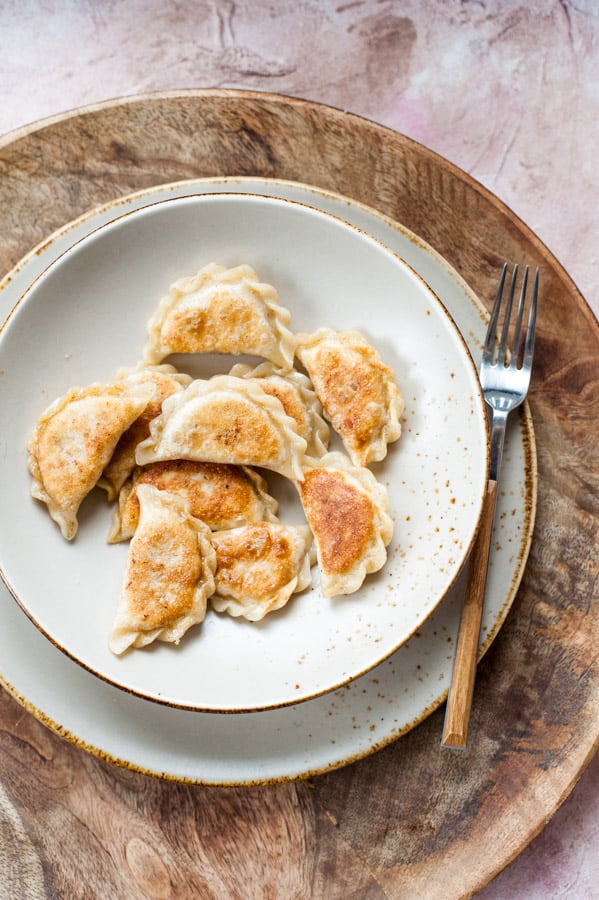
<box><xmin>1</xmin><ymin>1</ymin><xmax>597</xmax><ymax>895</ymax></box>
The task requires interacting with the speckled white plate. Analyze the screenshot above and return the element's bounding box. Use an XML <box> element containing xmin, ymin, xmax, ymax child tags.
<box><xmin>0</xmin><ymin>178</ymin><xmax>535</xmax><ymax>782</ymax></box>
<box><xmin>0</xmin><ymin>191</ymin><xmax>488</xmax><ymax>712</ymax></box>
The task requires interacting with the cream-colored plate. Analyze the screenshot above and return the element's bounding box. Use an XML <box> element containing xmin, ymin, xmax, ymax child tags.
<box><xmin>0</xmin><ymin>191</ymin><xmax>488</xmax><ymax>712</ymax></box>
<box><xmin>0</xmin><ymin>179</ymin><xmax>535</xmax><ymax>781</ymax></box>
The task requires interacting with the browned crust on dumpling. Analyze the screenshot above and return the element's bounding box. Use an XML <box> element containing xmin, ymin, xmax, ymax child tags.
<box><xmin>143</xmin><ymin>263</ymin><xmax>296</xmax><ymax>369</ymax></box>
<box><xmin>300</xmin><ymin>468</ymin><xmax>374</xmax><ymax>576</ymax></box>
<box><xmin>109</xmin><ymin>485</ymin><xmax>216</xmax><ymax>653</ymax></box>
<box><xmin>134</xmin><ymin>375</ymin><xmax>308</xmax><ymax>481</ymax></box>
<box><xmin>124</xmin><ymin>513</ymin><xmax>202</xmax><ymax>629</ymax></box>
<box><xmin>28</xmin><ymin>380</ymin><xmax>154</xmax><ymax>540</ymax></box>
<box><xmin>298</xmin><ymin>451</ymin><xmax>393</xmax><ymax>597</ymax></box>
<box><xmin>162</xmin><ymin>288</ymin><xmax>269</xmax><ymax>355</ymax></box>
<box><xmin>193</xmin><ymin>394</ymin><xmax>281</xmax><ymax>457</ymax></box>
<box><xmin>108</xmin><ymin>460</ymin><xmax>278</xmax><ymax>542</ymax></box>
<box><xmin>296</xmin><ymin>329</ymin><xmax>403</xmax><ymax>466</ymax></box>
<box><xmin>229</xmin><ymin>361</ymin><xmax>330</xmax><ymax>457</ymax></box>
<box><xmin>210</xmin><ymin>522</ymin><xmax>314</xmax><ymax>620</ymax></box>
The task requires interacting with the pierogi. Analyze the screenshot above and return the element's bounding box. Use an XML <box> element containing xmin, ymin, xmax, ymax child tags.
<box><xmin>108</xmin><ymin>460</ymin><xmax>278</xmax><ymax>543</ymax></box>
<box><xmin>210</xmin><ymin>522</ymin><xmax>315</xmax><ymax>621</ymax></box>
<box><xmin>28</xmin><ymin>379</ymin><xmax>155</xmax><ymax>540</ymax></box>
<box><xmin>109</xmin><ymin>485</ymin><xmax>217</xmax><ymax>654</ymax></box>
<box><xmin>296</xmin><ymin>328</ymin><xmax>404</xmax><ymax>466</ymax></box>
<box><xmin>135</xmin><ymin>374</ymin><xmax>308</xmax><ymax>481</ymax></box>
<box><xmin>297</xmin><ymin>451</ymin><xmax>394</xmax><ymax>597</ymax></box>
<box><xmin>143</xmin><ymin>263</ymin><xmax>296</xmax><ymax>370</ymax></box>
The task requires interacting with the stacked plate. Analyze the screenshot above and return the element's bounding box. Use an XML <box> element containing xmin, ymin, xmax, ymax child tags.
<box><xmin>0</xmin><ymin>179</ymin><xmax>535</xmax><ymax>785</ymax></box>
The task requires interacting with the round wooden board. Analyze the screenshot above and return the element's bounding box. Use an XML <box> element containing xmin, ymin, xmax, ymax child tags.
<box><xmin>1</xmin><ymin>90</ymin><xmax>597</xmax><ymax>899</ymax></box>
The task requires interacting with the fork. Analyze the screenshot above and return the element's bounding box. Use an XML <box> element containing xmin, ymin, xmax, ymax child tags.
<box><xmin>441</xmin><ymin>262</ymin><xmax>539</xmax><ymax>748</ymax></box>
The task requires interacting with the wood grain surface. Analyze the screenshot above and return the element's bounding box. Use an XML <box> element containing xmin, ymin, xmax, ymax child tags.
<box><xmin>0</xmin><ymin>90</ymin><xmax>597</xmax><ymax>900</ymax></box>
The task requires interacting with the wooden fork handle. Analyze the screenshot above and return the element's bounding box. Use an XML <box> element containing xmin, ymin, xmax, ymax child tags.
<box><xmin>441</xmin><ymin>479</ymin><xmax>498</xmax><ymax>748</ymax></box>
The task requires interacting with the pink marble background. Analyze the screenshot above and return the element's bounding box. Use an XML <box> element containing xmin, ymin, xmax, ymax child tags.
<box><xmin>1</xmin><ymin>1</ymin><xmax>597</xmax><ymax>895</ymax></box>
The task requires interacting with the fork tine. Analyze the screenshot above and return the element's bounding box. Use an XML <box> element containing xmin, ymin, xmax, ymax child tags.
<box><xmin>483</xmin><ymin>262</ymin><xmax>508</xmax><ymax>362</ymax></box>
<box><xmin>497</xmin><ymin>264</ymin><xmax>518</xmax><ymax>365</ymax></box>
<box><xmin>523</xmin><ymin>267</ymin><xmax>539</xmax><ymax>366</ymax></box>
<box><xmin>510</xmin><ymin>265</ymin><xmax>529</xmax><ymax>365</ymax></box>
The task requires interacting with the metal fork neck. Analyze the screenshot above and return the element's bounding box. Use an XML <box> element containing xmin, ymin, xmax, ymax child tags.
<box><xmin>488</xmin><ymin>407</ymin><xmax>509</xmax><ymax>483</ymax></box>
